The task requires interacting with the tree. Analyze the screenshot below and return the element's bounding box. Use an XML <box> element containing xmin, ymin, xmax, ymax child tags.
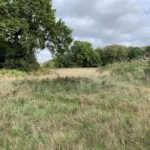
<box><xmin>0</xmin><ymin>37</ymin><xmax>39</xmax><ymax>70</ymax></box>
<box><xmin>70</xmin><ymin>41</ymin><xmax>100</xmax><ymax>67</ymax></box>
<box><xmin>0</xmin><ymin>0</ymin><xmax>72</xmax><ymax>70</ymax></box>
<box><xmin>51</xmin><ymin>19</ymin><xmax>73</xmax><ymax>55</ymax></box>
<box><xmin>54</xmin><ymin>53</ymin><xmax>73</xmax><ymax>68</ymax></box>
<box><xmin>127</xmin><ymin>47</ymin><xmax>143</xmax><ymax>61</ymax></box>
<box><xmin>53</xmin><ymin>41</ymin><xmax>101</xmax><ymax>68</ymax></box>
<box><xmin>145</xmin><ymin>46</ymin><xmax>150</xmax><ymax>58</ymax></box>
<box><xmin>100</xmin><ymin>44</ymin><xmax>128</xmax><ymax>65</ymax></box>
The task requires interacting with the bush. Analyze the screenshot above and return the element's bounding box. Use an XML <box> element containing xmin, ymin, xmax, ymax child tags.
<box><xmin>145</xmin><ymin>46</ymin><xmax>150</xmax><ymax>58</ymax></box>
<box><xmin>99</xmin><ymin>45</ymin><xmax>128</xmax><ymax>65</ymax></box>
<box><xmin>54</xmin><ymin>41</ymin><xmax>101</xmax><ymax>68</ymax></box>
<box><xmin>44</xmin><ymin>42</ymin><xmax>147</xmax><ymax>68</ymax></box>
<box><xmin>54</xmin><ymin>53</ymin><xmax>74</xmax><ymax>68</ymax></box>
<box><xmin>127</xmin><ymin>47</ymin><xmax>144</xmax><ymax>61</ymax></box>
<box><xmin>42</xmin><ymin>60</ymin><xmax>56</xmax><ymax>68</ymax></box>
<box><xmin>96</xmin><ymin>45</ymin><xmax>145</xmax><ymax>66</ymax></box>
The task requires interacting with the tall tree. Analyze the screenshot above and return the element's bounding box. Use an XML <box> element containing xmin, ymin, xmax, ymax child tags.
<box><xmin>0</xmin><ymin>0</ymin><xmax>72</xmax><ymax>70</ymax></box>
<box><xmin>70</xmin><ymin>41</ymin><xmax>100</xmax><ymax>67</ymax></box>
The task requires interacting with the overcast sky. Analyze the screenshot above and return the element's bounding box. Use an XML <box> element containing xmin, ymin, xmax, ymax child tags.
<box><xmin>37</xmin><ymin>0</ymin><xmax>150</xmax><ymax>63</ymax></box>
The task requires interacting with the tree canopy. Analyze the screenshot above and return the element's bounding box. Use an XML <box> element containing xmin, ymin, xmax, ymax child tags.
<box><xmin>46</xmin><ymin>43</ymin><xmax>147</xmax><ymax>68</ymax></box>
<box><xmin>70</xmin><ymin>41</ymin><xmax>100</xmax><ymax>67</ymax></box>
<box><xmin>53</xmin><ymin>41</ymin><xmax>101</xmax><ymax>68</ymax></box>
<box><xmin>0</xmin><ymin>0</ymin><xmax>72</xmax><ymax>70</ymax></box>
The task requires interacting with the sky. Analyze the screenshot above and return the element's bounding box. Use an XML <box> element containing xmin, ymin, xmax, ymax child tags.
<box><xmin>37</xmin><ymin>0</ymin><xmax>150</xmax><ymax>63</ymax></box>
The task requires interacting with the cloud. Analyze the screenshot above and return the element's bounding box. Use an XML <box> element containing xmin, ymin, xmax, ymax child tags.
<box><xmin>37</xmin><ymin>0</ymin><xmax>150</xmax><ymax>62</ymax></box>
<box><xmin>53</xmin><ymin>0</ymin><xmax>150</xmax><ymax>47</ymax></box>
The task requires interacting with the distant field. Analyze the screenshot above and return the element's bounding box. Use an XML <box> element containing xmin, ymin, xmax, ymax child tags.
<box><xmin>0</xmin><ymin>60</ymin><xmax>150</xmax><ymax>150</ymax></box>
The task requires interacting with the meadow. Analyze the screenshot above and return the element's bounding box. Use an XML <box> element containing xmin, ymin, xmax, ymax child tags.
<box><xmin>0</xmin><ymin>60</ymin><xmax>150</xmax><ymax>150</ymax></box>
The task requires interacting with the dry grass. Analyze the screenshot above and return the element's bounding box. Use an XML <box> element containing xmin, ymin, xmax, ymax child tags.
<box><xmin>0</xmin><ymin>68</ymin><xmax>100</xmax><ymax>83</ymax></box>
<box><xmin>0</xmin><ymin>60</ymin><xmax>150</xmax><ymax>150</ymax></box>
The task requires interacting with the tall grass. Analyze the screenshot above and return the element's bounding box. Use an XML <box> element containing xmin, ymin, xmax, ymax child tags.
<box><xmin>0</xmin><ymin>60</ymin><xmax>149</xmax><ymax>150</ymax></box>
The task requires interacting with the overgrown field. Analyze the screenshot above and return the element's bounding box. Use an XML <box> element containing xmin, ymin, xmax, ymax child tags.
<box><xmin>0</xmin><ymin>60</ymin><xmax>150</xmax><ymax>150</ymax></box>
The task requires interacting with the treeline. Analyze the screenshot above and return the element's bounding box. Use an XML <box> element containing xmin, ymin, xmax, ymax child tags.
<box><xmin>0</xmin><ymin>0</ymin><xmax>149</xmax><ymax>71</ymax></box>
<box><xmin>44</xmin><ymin>41</ymin><xmax>150</xmax><ymax>68</ymax></box>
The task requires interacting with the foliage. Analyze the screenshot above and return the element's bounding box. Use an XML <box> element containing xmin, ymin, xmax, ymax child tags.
<box><xmin>99</xmin><ymin>45</ymin><xmax>128</xmax><ymax>65</ymax></box>
<box><xmin>54</xmin><ymin>53</ymin><xmax>73</xmax><ymax>68</ymax></box>
<box><xmin>51</xmin><ymin>20</ymin><xmax>73</xmax><ymax>54</ymax></box>
<box><xmin>44</xmin><ymin>43</ymin><xmax>147</xmax><ymax>68</ymax></box>
<box><xmin>0</xmin><ymin>0</ymin><xmax>72</xmax><ymax>70</ymax></box>
<box><xmin>53</xmin><ymin>41</ymin><xmax>101</xmax><ymax>68</ymax></box>
<box><xmin>127</xmin><ymin>47</ymin><xmax>144</xmax><ymax>61</ymax></box>
<box><xmin>96</xmin><ymin>45</ymin><xmax>145</xmax><ymax>66</ymax></box>
<box><xmin>42</xmin><ymin>59</ymin><xmax>56</xmax><ymax>68</ymax></box>
<box><xmin>145</xmin><ymin>46</ymin><xmax>150</xmax><ymax>58</ymax></box>
<box><xmin>70</xmin><ymin>41</ymin><xmax>101</xmax><ymax>67</ymax></box>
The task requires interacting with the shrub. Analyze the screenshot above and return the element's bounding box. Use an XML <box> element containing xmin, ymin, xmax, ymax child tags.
<box><xmin>99</xmin><ymin>45</ymin><xmax>128</xmax><ymax>65</ymax></box>
<box><xmin>127</xmin><ymin>47</ymin><xmax>144</xmax><ymax>61</ymax></box>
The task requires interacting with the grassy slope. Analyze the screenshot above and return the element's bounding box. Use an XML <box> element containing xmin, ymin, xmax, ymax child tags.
<box><xmin>0</xmin><ymin>60</ymin><xmax>150</xmax><ymax>150</ymax></box>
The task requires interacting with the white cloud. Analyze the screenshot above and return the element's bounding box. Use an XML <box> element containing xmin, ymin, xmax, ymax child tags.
<box><xmin>38</xmin><ymin>0</ymin><xmax>150</xmax><ymax>62</ymax></box>
<box><xmin>53</xmin><ymin>0</ymin><xmax>150</xmax><ymax>47</ymax></box>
